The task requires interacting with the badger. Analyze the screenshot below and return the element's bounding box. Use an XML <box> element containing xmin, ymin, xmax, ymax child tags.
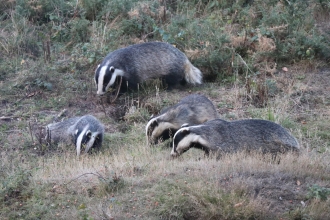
<box><xmin>146</xmin><ymin>94</ymin><xmax>218</xmax><ymax>145</ymax></box>
<box><xmin>171</xmin><ymin>119</ymin><xmax>300</xmax><ymax>157</ymax></box>
<box><xmin>45</xmin><ymin>115</ymin><xmax>105</xmax><ymax>156</ymax></box>
<box><xmin>94</xmin><ymin>42</ymin><xmax>202</xmax><ymax>95</ymax></box>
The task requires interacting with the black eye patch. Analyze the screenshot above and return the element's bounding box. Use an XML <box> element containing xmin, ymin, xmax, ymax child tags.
<box><xmin>156</xmin><ymin>128</ymin><xmax>175</xmax><ymax>143</ymax></box>
<box><xmin>173</xmin><ymin>129</ymin><xmax>190</xmax><ymax>148</ymax></box>
<box><xmin>81</xmin><ymin>134</ymin><xmax>91</xmax><ymax>144</ymax></box>
<box><xmin>95</xmin><ymin>70</ymin><xmax>99</xmax><ymax>85</ymax></box>
<box><xmin>95</xmin><ymin>76</ymin><xmax>98</xmax><ymax>86</ymax></box>
<box><xmin>88</xmin><ymin>134</ymin><xmax>102</xmax><ymax>151</ymax></box>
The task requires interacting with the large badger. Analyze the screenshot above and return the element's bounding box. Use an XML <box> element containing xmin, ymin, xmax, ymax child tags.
<box><xmin>146</xmin><ymin>94</ymin><xmax>218</xmax><ymax>145</ymax></box>
<box><xmin>45</xmin><ymin>115</ymin><xmax>105</xmax><ymax>156</ymax></box>
<box><xmin>94</xmin><ymin>42</ymin><xmax>202</xmax><ymax>95</ymax></box>
<box><xmin>171</xmin><ymin>119</ymin><xmax>300</xmax><ymax>157</ymax></box>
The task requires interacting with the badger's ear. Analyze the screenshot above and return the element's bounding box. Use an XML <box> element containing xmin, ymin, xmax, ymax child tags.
<box><xmin>109</xmin><ymin>66</ymin><xmax>115</xmax><ymax>73</ymax></box>
<box><xmin>181</xmin><ymin>123</ymin><xmax>189</xmax><ymax>128</ymax></box>
<box><xmin>181</xmin><ymin>128</ymin><xmax>190</xmax><ymax>135</ymax></box>
<box><xmin>75</xmin><ymin>129</ymin><xmax>79</xmax><ymax>135</ymax></box>
<box><xmin>150</xmin><ymin>119</ymin><xmax>158</xmax><ymax>128</ymax></box>
<box><xmin>86</xmin><ymin>130</ymin><xmax>92</xmax><ymax>137</ymax></box>
<box><xmin>95</xmin><ymin>64</ymin><xmax>100</xmax><ymax>73</ymax></box>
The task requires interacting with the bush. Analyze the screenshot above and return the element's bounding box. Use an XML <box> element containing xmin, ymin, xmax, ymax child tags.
<box><xmin>308</xmin><ymin>184</ymin><xmax>330</xmax><ymax>201</ymax></box>
<box><xmin>0</xmin><ymin>169</ymin><xmax>32</xmax><ymax>206</ymax></box>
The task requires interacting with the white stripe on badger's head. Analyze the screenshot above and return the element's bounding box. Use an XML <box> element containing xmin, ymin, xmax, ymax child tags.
<box><xmin>95</xmin><ymin>65</ymin><xmax>124</xmax><ymax>95</ymax></box>
<box><xmin>145</xmin><ymin>115</ymin><xmax>178</xmax><ymax>145</ymax></box>
<box><xmin>145</xmin><ymin>116</ymin><xmax>159</xmax><ymax>145</ymax></box>
<box><xmin>171</xmin><ymin>125</ymin><xmax>209</xmax><ymax>157</ymax></box>
<box><xmin>76</xmin><ymin>125</ymin><xmax>89</xmax><ymax>156</ymax></box>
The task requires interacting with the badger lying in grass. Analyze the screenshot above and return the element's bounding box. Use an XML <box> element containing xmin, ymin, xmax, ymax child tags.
<box><xmin>146</xmin><ymin>94</ymin><xmax>218</xmax><ymax>145</ymax></box>
<box><xmin>171</xmin><ymin>119</ymin><xmax>300</xmax><ymax>157</ymax></box>
<box><xmin>45</xmin><ymin>115</ymin><xmax>104</xmax><ymax>156</ymax></box>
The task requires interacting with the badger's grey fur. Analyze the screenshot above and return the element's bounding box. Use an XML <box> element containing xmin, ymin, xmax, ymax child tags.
<box><xmin>171</xmin><ymin>119</ymin><xmax>300</xmax><ymax>157</ymax></box>
<box><xmin>146</xmin><ymin>94</ymin><xmax>218</xmax><ymax>145</ymax></box>
<box><xmin>45</xmin><ymin>115</ymin><xmax>105</xmax><ymax>156</ymax></box>
<box><xmin>94</xmin><ymin>42</ymin><xmax>202</xmax><ymax>95</ymax></box>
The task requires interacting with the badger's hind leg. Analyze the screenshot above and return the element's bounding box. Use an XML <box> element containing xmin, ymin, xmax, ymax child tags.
<box><xmin>162</xmin><ymin>73</ymin><xmax>186</xmax><ymax>90</ymax></box>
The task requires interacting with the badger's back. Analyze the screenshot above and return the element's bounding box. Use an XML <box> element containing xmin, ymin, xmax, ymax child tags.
<box><xmin>162</xmin><ymin>94</ymin><xmax>218</xmax><ymax>127</ymax></box>
<box><xmin>45</xmin><ymin>117</ymin><xmax>81</xmax><ymax>144</ymax></box>
<box><xmin>146</xmin><ymin>94</ymin><xmax>218</xmax><ymax>144</ymax></box>
<box><xmin>197</xmin><ymin>119</ymin><xmax>300</xmax><ymax>153</ymax></box>
<box><xmin>105</xmin><ymin>42</ymin><xmax>188</xmax><ymax>82</ymax></box>
<box><xmin>231</xmin><ymin>119</ymin><xmax>299</xmax><ymax>151</ymax></box>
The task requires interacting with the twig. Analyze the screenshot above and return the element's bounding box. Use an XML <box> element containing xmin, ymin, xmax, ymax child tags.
<box><xmin>0</xmin><ymin>40</ymin><xmax>9</xmax><ymax>54</ymax></box>
<box><xmin>15</xmin><ymin>96</ymin><xmax>27</xmax><ymax>104</ymax></box>
<box><xmin>110</xmin><ymin>76</ymin><xmax>122</xmax><ymax>103</ymax></box>
<box><xmin>102</xmin><ymin>200</ymin><xmax>113</xmax><ymax>220</ymax></box>
<box><xmin>236</xmin><ymin>53</ymin><xmax>254</xmax><ymax>75</ymax></box>
<box><xmin>137</xmin><ymin>83</ymin><xmax>140</xmax><ymax>108</ymax></box>
<box><xmin>0</xmin><ymin>116</ymin><xmax>16</xmax><ymax>120</ymax></box>
<box><xmin>3</xmin><ymin>130</ymin><xmax>21</xmax><ymax>133</ymax></box>
<box><xmin>142</xmin><ymin>31</ymin><xmax>156</xmax><ymax>40</ymax></box>
<box><xmin>57</xmin><ymin>109</ymin><xmax>67</xmax><ymax>118</ymax></box>
<box><xmin>63</xmin><ymin>172</ymin><xmax>107</xmax><ymax>186</ymax></box>
<box><xmin>28</xmin><ymin>121</ymin><xmax>34</xmax><ymax>143</ymax></box>
<box><xmin>100</xmin><ymin>98</ymin><xmax>107</xmax><ymax>117</ymax></box>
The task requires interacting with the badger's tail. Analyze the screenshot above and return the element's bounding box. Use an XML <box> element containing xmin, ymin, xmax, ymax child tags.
<box><xmin>184</xmin><ymin>60</ymin><xmax>202</xmax><ymax>85</ymax></box>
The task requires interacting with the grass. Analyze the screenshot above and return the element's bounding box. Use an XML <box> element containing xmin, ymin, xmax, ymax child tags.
<box><xmin>2</xmin><ymin>136</ymin><xmax>330</xmax><ymax>219</ymax></box>
<box><xmin>1</xmin><ymin>0</ymin><xmax>330</xmax><ymax>219</ymax></box>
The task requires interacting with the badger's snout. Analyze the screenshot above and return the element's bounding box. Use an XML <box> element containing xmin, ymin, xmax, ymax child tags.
<box><xmin>96</xmin><ymin>85</ymin><xmax>106</xmax><ymax>96</ymax></box>
<box><xmin>148</xmin><ymin>138</ymin><xmax>156</xmax><ymax>145</ymax></box>
<box><xmin>171</xmin><ymin>148</ymin><xmax>179</xmax><ymax>157</ymax></box>
<box><xmin>96</xmin><ymin>91</ymin><xmax>105</xmax><ymax>96</ymax></box>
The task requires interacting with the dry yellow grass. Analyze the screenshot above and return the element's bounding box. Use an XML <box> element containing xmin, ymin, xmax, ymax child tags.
<box><xmin>27</xmin><ymin>138</ymin><xmax>329</xmax><ymax>219</ymax></box>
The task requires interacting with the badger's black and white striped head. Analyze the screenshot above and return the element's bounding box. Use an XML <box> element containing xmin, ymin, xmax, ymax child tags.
<box><xmin>145</xmin><ymin>116</ymin><xmax>177</xmax><ymax>145</ymax></box>
<box><xmin>75</xmin><ymin>125</ymin><xmax>103</xmax><ymax>156</ymax></box>
<box><xmin>94</xmin><ymin>64</ymin><xmax>124</xmax><ymax>95</ymax></box>
<box><xmin>171</xmin><ymin>126</ymin><xmax>210</xmax><ymax>157</ymax></box>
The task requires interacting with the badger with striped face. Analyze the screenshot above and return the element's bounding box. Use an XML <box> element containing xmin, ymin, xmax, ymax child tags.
<box><xmin>94</xmin><ymin>64</ymin><xmax>124</xmax><ymax>95</ymax></box>
<box><xmin>45</xmin><ymin>115</ymin><xmax>104</xmax><ymax>156</ymax></box>
<box><xmin>94</xmin><ymin>42</ymin><xmax>203</xmax><ymax>95</ymax></box>
<box><xmin>171</xmin><ymin>119</ymin><xmax>300</xmax><ymax>157</ymax></box>
<box><xmin>71</xmin><ymin>115</ymin><xmax>104</xmax><ymax>156</ymax></box>
<box><xmin>171</xmin><ymin>124</ymin><xmax>211</xmax><ymax>156</ymax></box>
<box><xmin>146</xmin><ymin>94</ymin><xmax>218</xmax><ymax>145</ymax></box>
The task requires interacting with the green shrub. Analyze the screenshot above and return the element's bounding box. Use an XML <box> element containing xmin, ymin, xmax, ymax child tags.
<box><xmin>253</xmin><ymin>0</ymin><xmax>330</xmax><ymax>62</ymax></box>
<box><xmin>80</xmin><ymin>0</ymin><xmax>109</xmax><ymax>20</ymax></box>
<box><xmin>67</xmin><ymin>18</ymin><xmax>90</xmax><ymax>43</ymax></box>
<box><xmin>15</xmin><ymin>0</ymin><xmax>75</xmax><ymax>23</ymax></box>
<box><xmin>93</xmin><ymin>0</ymin><xmax>139</xmax><ymax>20</ymax></box>
<box><xmin>0</xmin><ymin>169</ymin><xmax>32</xmax><ymax>206</ymax></box>
<box><xmin>308</xmin><ymin>184</ymin><xmax>330</xmax><ymax>201</ymax></box>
